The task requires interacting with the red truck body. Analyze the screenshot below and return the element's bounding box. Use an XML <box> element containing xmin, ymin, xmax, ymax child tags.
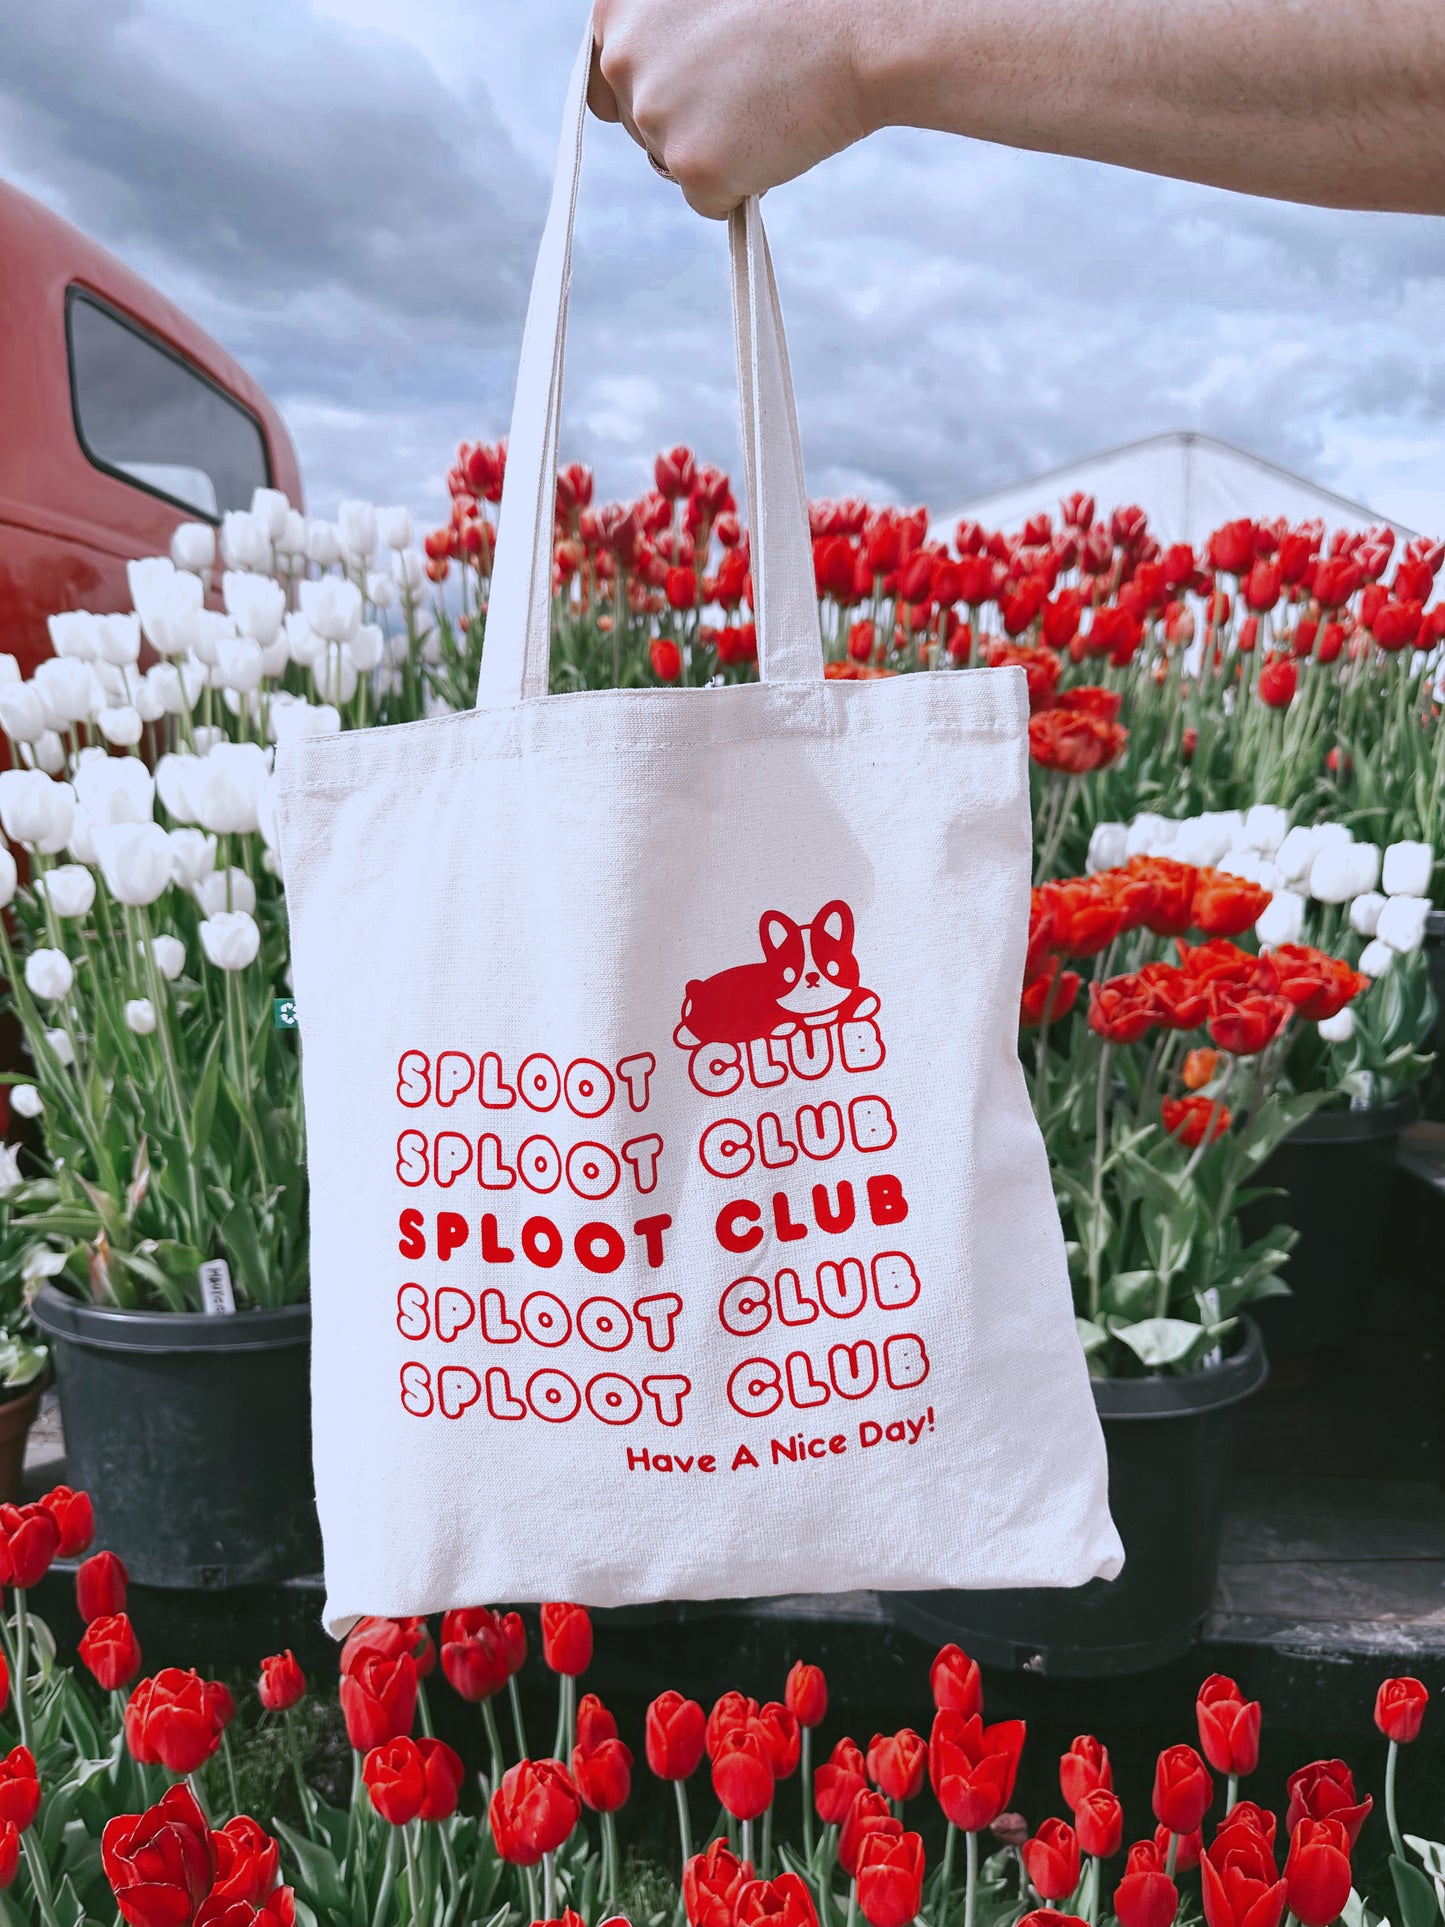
<box><xmin>0</xmin><ymin>181</ymin><xmax>303</xmax><ymax>672</ymax></box>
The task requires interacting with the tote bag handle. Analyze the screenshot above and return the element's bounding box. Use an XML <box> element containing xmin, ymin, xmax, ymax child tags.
<box><xmin>478</xmin><ymin>16</ymin><xmax>825</xmax><ymax>708</ymax></box>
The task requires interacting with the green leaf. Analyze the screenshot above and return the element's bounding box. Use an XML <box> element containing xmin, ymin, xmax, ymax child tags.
<box><xmin>1075</xmin><ymin>1317</ymin><xmax>1109</xmax><ymax>1356</ymax></box>
<box><xmin>1392</xmin><ymin>1854</ymin><xmax>1441</xmax><ymax>1927</ymax></box>
<box><xmin>1406</xmin><ymin>1839</ymin><xmax>1445</xmax><ymax>1883</ymax></box>
<box><xmin>273</xmin><ymin>1820</ymin><xmax>349</xmax><ymax>1918</ymax></box>
<box><xmin>190</xmin><ymin>1026</ymin><xmax>225</xmax><ymax>1163</ymax></box>
<box><xmin>1109</xmin><ymin>1316</ymin><xmax>1204</xmax><ymax>1368</ymax></box>
<box><xmin>1099</xmin><ymin>1271</ymin><xmax>1160</xmax><ymax>1321</ymax></box>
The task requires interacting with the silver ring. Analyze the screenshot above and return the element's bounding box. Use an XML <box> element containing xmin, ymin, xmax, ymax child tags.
<box><xmin>647</xmin><ymin>149</ymin><xmax>676</xmax><ymax>182</ymax></box>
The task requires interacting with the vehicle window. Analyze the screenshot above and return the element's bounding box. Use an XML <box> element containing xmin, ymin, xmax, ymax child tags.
<box><xmin>66</xmin><ymin>289</ymin><xmax>270</xmax><ymax>520</ymax></box>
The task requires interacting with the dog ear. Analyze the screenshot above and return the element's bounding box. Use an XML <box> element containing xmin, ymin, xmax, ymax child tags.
<box><xmin>815</xmin><ymin>900</ymin><xmax>853</xmax><ymax>948</ymax></box>
<box><xmin>760</xmin><ymin>912</ymin><xmax>794</xmax><ymax>956</ymax></box>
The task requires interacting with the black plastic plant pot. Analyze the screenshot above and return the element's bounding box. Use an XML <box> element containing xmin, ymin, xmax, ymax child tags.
<box><xmin>1425</xmin><ymin>911</ymin><xmax>1445</xmax><ymax>1121</ymax></box>
<box><xmin>30</xmin><ymin>1286</ymin><xmax>320</xmax><ymax>1589</ymax></box>
<box><xmin>886</xmin><ymin>1318</ymin><xmax>1268</xmax><ymax>1678</ymax></box>
<box><xmin>1242</xmin><ymin>1091</ymin><xmax>1419</xmax><ymax>1357</ymax></box>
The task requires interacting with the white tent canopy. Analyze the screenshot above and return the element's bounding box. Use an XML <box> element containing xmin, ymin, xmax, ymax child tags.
<box><xmin>934</xmin><ymin>431</ymin><xmax>1417</xmax><ymax>549</ymax></box>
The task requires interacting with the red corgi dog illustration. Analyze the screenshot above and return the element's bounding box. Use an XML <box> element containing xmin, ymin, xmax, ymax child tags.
<box><xmin>674</xmin><ymin>900</ymin><xmax>880</xmax><ymax>1048</ymax></box>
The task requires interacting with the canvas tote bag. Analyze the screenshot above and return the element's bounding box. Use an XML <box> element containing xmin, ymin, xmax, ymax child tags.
<box><xmin>274</xmin><ymin>19</ymin><xmax>1123</xmax><ymax>1636</ymax></box>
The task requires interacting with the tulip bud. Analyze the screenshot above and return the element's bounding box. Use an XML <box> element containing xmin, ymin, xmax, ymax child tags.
<box><xmin>1374</xmin><ymin>1676</ymin><xmax>1428</xmax><ymax>1745</ymax></box>
<box><xmin>338</xmin><ymin>501</ymin><xmax>379</xmax><ymax>561</ymax></box>
<box><xmin>94</xmin><ymin>824</ymin><xmax>173</xmax><ymax>907</ymax></box>
<box><xmin>44</xmin><ymin>1029</ymin><xmax>74</xmax><ymax>1067</ymax></box>
<box><xmin>1317</xmin><ymin>1008</ymin><xmax>1354</xmax><ymax>1045</ymax></box>
<box><xmin>1087</xmin><ymin>822</ymin><xmax>1129</xmax><ymax>874</ymax></box>
<box><xmin>25</xmin><ymin>949</ymin><xmax>74</xmax><ymax>1002</ymax></box>
<box><xmin>1383</xmin><ymin>840</ymin><xmax>1434</xmax><ymax>898</ymax></box>
<box><xmin>11</xmin><ymin>1089</ymin><xmax>41</xmax><ymax>1119</ymax></box>
<box><xmin>1254</xmin><ymin>890</ymin><xmax>1305</xmax><ymax>948</ymax></box>
<box><xmin>170</xmin><ymin>522</ymin><xmax>216</xmax><ymax>572</ymax></box>
<box><xmin>306</xmin><ymin>521</ymin><xmax>343</xmax><ymax>568</ymax></box>
<box><xmin>199</xmin><ymin>912</ymin><xmax>261</xmax><ymax>972</ymax></box>
<box><xmin>124</xmin><ymin>1000</ymin><xmax>157</xmax><ymax>1035</ymax></box>
<box><xmin>378</xmin><ymin>507</ymin><xmax>413</xmax><ymax>551</ymax></box>
<box><xmin>221</xmin><ymin>511</ymin><xmax>272</xmax><ymax>573</ymax></box>
<box><xmin>1377</xmin><ymin>895</ymin><xmax>1430</xmax><ymax>955</ymax></box>
<box><xmin>259</xmin><ymin>1651</ymin><xmax>307</xmax><ymax>1712</ymax></box>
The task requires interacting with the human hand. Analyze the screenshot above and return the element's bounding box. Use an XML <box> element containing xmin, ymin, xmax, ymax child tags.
<box><xmin>588</xmin><ymin>0</ymin><xmax>876</xmax><ymax>218</ymax></box>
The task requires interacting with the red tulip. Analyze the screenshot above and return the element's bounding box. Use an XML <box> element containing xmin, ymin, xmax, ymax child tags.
<box><xmin>665</xmin><ymin>566</ymin><xmax>698</xmax><ymax>612</ymax></box>
<box><xmin>736</xmin><ymin>1872</ymin><xmax>820</xmax><ymax>1927</ymax></box>
<box><xmin>440</xmin><ymin>1608</ymin><xmax>512</xmax><ymax>1703</ymax></box>
<box><xmin>489</xmin><ymin>1758</ymin><xmax>581</xmax><ymax>1864</ymax></box>
<box><xmin>1285</xmin><ymin>1820</ymin><xmax>1352</xmax><ymax>1927</ymax></box>
<box><xmin>1153</xmin><ymin>1745</ymin><xmax>1213</xmax><ymax>1837</ymax></box>
<box><xmin>540</xmin><ymin>1602</ymin><xmax>592</xmax><ymax>1677</ymax></box>
<box><xmin>1023</xmin><ymin>1817</ymin><xmax>1081</xmax><ymax>1900</ymax></box>
<box><xmin>1113</xmin><ymin>1840</ymin><xmax>1178</xmax><ymax>1927</ymax></box>
<box><xmin>417</xmin><ymin>1736</ymin><xmax>466</xmax><ymax>1822</ymax></box>
<box><xmin>1154</xmin><ymin>1824</ymin><xmax>1202</xmax><ymax>1872</ymax></box>
<box><xmin>1196</xmin><ymin>1676</ymin><xmax>1261</xmax><ymax>1777</ymax></box>
<box><xmin>572</xmin><ymin>1733</ymin><xmax>633</xmax><ymax>1813</ymax></box>
<box><xmin>257</xmin><ymin>1652</ymin><xmax>306</xmax><ymax>1713</ymax></box>
<box><xmin>1019</xmin><ymin>1914</ymin><xmax>1089</xmax><ymax>1927</ymax></box>
<box><xmin>0</xmin><ymin>1748</ymin><xmax>38</xmax><ymax>1834</ymax></box>
<box><xmin>650</xmin><ymin>639</ymin><xmax>683</xmax><ymax>683</ymax></box>
<box><xmin>39</xmin><ymin>1484</ymin><xmax>93</xmax><ymax>1557</ymax></box>
<box><xmin>930</xmin><ymin>1646</ymin><xmax>984</xmax><ymax>1718</ymax></box>
<box><xmin>574</xmin><ymin>1693</ymin><xmax>617</xmax><ymax>1754</ymax></box>
<box><xmin>1285</xmin><ymin>1762</ymin><xmax>1371</xmax><ymax>1846</ymax></box>
<box><xmin>0</xmin><ymin>1821</ymin><xmax>18</xmax><ymax>1894</ymax></box>
<box><xmin>365</xmin><ymin>1739</ymin><xmax>426</xmax><ymax>1826</ymax></box>
<box><xmin>712</xmin><ymin>1725</ymin><xmax>774</xmax><ymax>1822</ymax></box>
<box><xmin>72</xmin><ymin>1549</ymin><xmax>125</xmax><ymax>1623</ymax></box>
<box><xmin>785</xmin><ymin>1663</ymin><xmax>827</xmax><ymax>1729</ymax></box>
<box><xmin>1060</xmin><ymin>1737</ymin><xmax>1112</xmax><ymax>1812</ymax></box>
<box><xmin>1258</xmin><ymin>657</ymin><xmax>1298</xmax><ymax>708</ymax></box>
<box><xmin>815</xmin><ymin>1738</ymin><xmax>870</xmax><ymax>1826</ymax></box>
<box><xmin>0</xmin><ymin>1503</ymin><xmax>59</xmax><ymax>1589</ymax></box>
<box><xmin>707</xmin><ymin>1692</ymin><xmax>760</xmax><ymax>1758</ymax></box>
<box><xmin>500</xmin><ymin>1611</ymin><xmax>526</xmax><ymax>1675</ymax></box>
<box><xmin>655</xmin><ymin>446</ymin><xmax>696</xmax><ymax>501</ymax></box>
<box><xmin>1201</xmin><ymin>1821</ymin><xmax>1286</xmax><ymax>1927</ymax></box>
<box><xmin>126</xmin><ymin>1671</ymin><xmax>232</xmax><ymax>1775</ymax></box>
<box><xmin>1088</xmin><ymin>975</ymin><xmax>1158</xmax><ymax>1045</ymax></box>
<box><xmin>1076</xmin><ymin>1788</ymin><xmax>1124</xmax><ymax>1859</ymax></box>
<box><xmin>1224</xmin><ymin>1804</ymin><xmax>1277</xmax><ymax>1848</ymax></box>
<box><xmin>856</xmin><ymin>1829</ymin><xmax>925</xmax><ymax>1927</ymax></box>
<box><xmin>839</xmin><ymin>1791</ymin><xmax>902</xmax><ymax>1878</ymax></box>
<box><xmin>0</xmin><ymin>1653</ymin><xmax>8</xmax><ymax>1717</ymax></box>
<box><xmin>103</xmin><ymin>1785</ymin><xmax>215</xmax><ymax>1927</ymax></box>
<box><xmin>1161</xmin><ymin>1095</ymin><xmax>1231</xmax><ymax>1149</ymax></box>
<box><xmin>683</xmin><ymin>1840</ymin><xmax>753</xmax><ymax>1927</ymax></box>
<box><xmin>646</xmin><ymin>1691</ymin><xmax>706</xmax><ymax>1781</ymax></box>
<box><xmin>930</xmin><ymin>1712</ymin><xmax>1026</xmax><ymax>1832</ymax></box>
<box><xmin>199</xmin><ymin>1887</ymin><xmax>296</xmax><ymax>1927</ymax></box>
<box><xmin>80</xmin><ymin>1613</ymin><xmax>142</xmax><ymax>1692</ymax></box>
<box><xmin>339</xmin><ymin>1652</ymin><xmax>417</xmax><ymax>1751</ymax></box>
<box><xmin>1375</xmin><ymin>1677</ymin><xmax>1428</xmax><ymax>1745</ymax></box>
<box><xmin>866</xmin><ymin>1730</ymin><xmax>926</xmax><ymax>1803</ymax></box>
<box><xmin>756</xmin><ymin>1703</ymin><xmax>801</xmax><ymax>1780</ymax></box>
<box><xmin>210</xmin><ymin>1817</ymin><xmax>279</xmax><ymax>1905</ymax></box>
<box><xmin>340</xmin><ymin>1617</ymin><xmax>434</xmax><ymax>1679</ymax></box>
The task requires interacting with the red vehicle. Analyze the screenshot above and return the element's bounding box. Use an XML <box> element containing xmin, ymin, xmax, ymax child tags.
<box><xmin>0</xmin><ymin>182</ymin><xmax>303</xmax><ymax>671</ymax></box>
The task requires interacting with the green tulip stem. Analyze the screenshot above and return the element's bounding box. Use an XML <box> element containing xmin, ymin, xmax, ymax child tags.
<box><xmin>21</xmin><ymin>1829</ymin><xmax>63</xmax><ymax>1927</ymax></box>
<box><xmin>282</xmin><ymin>1711</ymin><xmax>313</xmax><ymax>1828</ymax></box>
<box><xmin>186</xmin><ymin>1772</ymin><xmax>211</xmax><ymax>1825</ymax></box>
<box><xmin>220</xmin><ymin>1729</ymin><xmax>240</xmax><ymax>1816</ymax></box>
<box><xmin>603</xmin><ymin>1811</ymin><xmax>620</xmax><ymax>1910</ymax></box>
<box><xmin>1226</xmin><ymin>1774</ymin><xmax>1239</xmax><ymax>1815</ymax></box>
<box><xmin>762</xmin><ymin>1803</ymin><xmax>774</xmax><ymax>1879</ymax></box>
<box><xmin>964</xmin><ymin>1829</ymin><xmax>979</xmax><ymax>1927</ymax></box>
<box><xmin>508</xmin><ymin>1675</ymin><xmax>529</xmax><ymax>1760</ymax></box>
<box><xmin>742</xmin><ymin>1819</ymin><xmax>754</xmax><ymax>1872</ymax></box>
<box><xmin>847</xmin><ymin>1878</ymin><xmax>858</xmax><ymax>1927</ymax></box>
<box><xmin>370</xmin><ymin>1830</ymin><xmax>399</xmax><ymax>1927</ymax></box>
<box><xmin>416</xmin><ymin>1683</ymin><xmax>434</xmax><ymax>1739</ymax></box>
<box><xmin>674</xmin><ymin>1778</ymin><xmax>694</xmax><ymax>1871</ymax></box>
<box><xmin>481</xmin><ymin>1698</ymin><xmax>505</xmax><ymax>1796</ymax></box>
<box><xmin>1386</xmin><ymin>1739</ymin><xmax>1405</xmax><ymax>1861</ymax></box>
<box><xmin>403</xmin><ymin>1823</ymin><xmax>423</xmax><ymax>1927</ymax></box>
<box><xmin>801</xmin><ymin>1727</ymin><xmax>815</xmax><ymax>1862</ymax></box>
<box><xmin>552</xmin><ymin>1680</ymin><xmax>567</xmax><ymax>1763</ymax></box>
<box><xmin>1164</xmin><ymin>1833</ymin><xmax>1179</xmax><ymax>1880</ymax></box>
<box><xmin>543</xmin><ymin>1849</ymin><xmax>557</xmax><ymax>1921</ymax></box>
<box><xmin>938</xmin><ymin>1823</ymin><xmax>957</xmax><ymax>1927</ymax></box>
<box><xmin>10</xmin><ymin>1590</ymin><xmax>30</xmax><ymax>1752</ymax></box>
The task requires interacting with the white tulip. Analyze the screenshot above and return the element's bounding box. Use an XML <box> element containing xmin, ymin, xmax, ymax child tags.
<box><xmin>350</xmin><ymin>623</ymin><xmax>385</xmax><ymax>672</ymax></box>
<box><xmin>75</xmin><ymin>750</ymin><xmax>153</xmax><ymax>827</ymax></box>
<box><xmin>35</xmin><ymin>655</ymin><xmax>95</xmax><ymax>724</ymax></box>
<box><xmin>1318</xmin><ymin>1008</ymin><xmax>1356</xmax><ymax>1045</ymax></box>
<box><xmin>98</xmin><ymin>706</ymin><xmax>143</xmax><ymax>747</ymax></box>
<box><xmin>338</xmin><ymin>500</ymin><xmax>378</xmax><ymax>561</ymax></box>
<box><xmin>152</xmin><ymin>935</ymin><xmax>186</xmax><ymax>980</ymax></box>
<box><xmin>222</xmin><ymin>572</ymin><xmax>285</xmax><ymax>647</ymax></box>
<box><xmin>47</xmin><ymin>611</ymin><xmax>98</xmax><ymax>661</ymax></box>
<box><xmin>366</xmin><ymin>571</ymin><xmax>399</xmax><ymax>611</ymax></box>
<box><xmin>1086</xmin><ymin>822</ymin><xmax>1128</xmax><ymax>874</ymax></box>
<box><xmin>312</xmin><ymin>645</ymin><xmax>359</xmax><ymax>707</ymax></box>
<box><xmin>256</xmin><ymin>776</ymin><xmax>280</xmax><ymax>866</ymax></box>
<box><xmin>1383</xmin><ymin>841</ymin><xmax>1434</xmax><ymax>898</ymax></box>
<box><xmin>1349</xmin><ymin>891</ymin><xmax>1385</xmax><ymax>937</ymax></box>
<box><xmin>216</xmin><ymin>636</ymin><xmax>264</xmax><ymax>694</ymax></box>
<box><xmin>43</xmin><ymin>1028</ymin><xmax>74</xmax><ymax>1067</ymax></box>
<box><xmin>1220</xmin><ymin>849</ymin><xmax>1261</xmax><ymax>882</ymax></box>
<box><xmin>37</xmin><ymin>865</ymin><xmax>95</xmax><ymax>919</ymax></box>
<box><xmin>305</xmin><ymin>520</ymin><xmax>342</xmax><ymax>568</ymax></box>
<box><xmin>298</xmin><ymin>576</ymin><xmax>361</xmax><ymax>644</ymax></box>
<box><xmin>1359</xmin><ymin>938</ymin><xmax>1394</xmax><ymax>978</ymax></box>
<box><xmin>0</xmin><ymin>657</ymin><xmax>18</xmax><ymax>690</ymax></box>
<box><xmin>1275</xmin><ymin>825</ymin><xmax>1322</xmax><ymax>884</ymax></box>
<box><xmin>269</xmin><ymin>697</ymin><xmax>339</xmax><ymax>746</ymax></box>
<box><xmin>25</xmin><ymin>948</ymin><xmax>73</xmax><ymax>1001</ymax></box>
<box><xmin>377</xmin><ymin>506</ymin><xmax>413</xmax><ymax>551</ymax></box>
<box><xmin>193</xmin><ymin>726</ymin><xmax>225</xmax><ymax>754</ymax></box>
<box><xmin>168</xmin><ymin>827</ymin><xmax>216</xmax><ymax>888</ymax></box>
<box><xmin>1308</xmin><ymin>845</ymin><xmax>1362</xmax><ymax>905</ymax></box>
<box><xmin>93</xmin><ymin>822</ymin><xmax>174</xmax><ymax>907</ymax></box>
<box><xmin>0</xmin><ymin>771</ymin><xmax>75</xmax><ymax>852</ymax></box>
<box><xmin>170</xmin><ymin>522</ymin><xmax>216</xmax><ymax>573</ymax></box>
<box><xmin>393</xmin><ymin>548</ymin><xmax>427</xmax><ymax>594</ymax></box>
<box><xmin>1243</xmin><ymin>804</ymin><xmax>1290</xmax><ymax>855</ymax></box>
<box><xmin>24</xmin><ymin>732</ymin><xmax>66</xmax><ymax>777</ymax></box>
<box><xmin>124</xmin><ymin>998</ymin><xmax>157</xmax><ymax>1035</ymax></box>
<box><xmin>1174</xmin><ymin>812</ymin><xmax>1238</xmax><ymax>867</ymax></box>
<box><xmin>11</xmin><ymin>1086</ymin><xmax>42</xmax><ymax>1119</ymax></box>
<box><xmin>277</xmin><ymin>509</ymin><xmax>309</xmax><ymax>560</ymax></box>
<box><xmin>0</xmin><ymin>849</ymin><xmax>17</xmax><ymax>908</ymax></box>
<box><xmin>133</xmin><ymin>679</ymin><xmax>166</xmax><ymax>724</ymax></box>
<box><xmin>250</xmin><ymin>487</ymin><xmax>291</xmax><ymax>541</ymax></box>
<box><xmin>0</xmin><ymin>1145</ymin><xmax>21</xmax><ymax>1197</ymax></box>
<box><xmin>190</xmin><ymin>609</ymin><xmax>237</xmax><ymax>668</ymax></box>
<box><xmin>147</xmin><ymin>662</ymin><xmax>199</xmax><ymax>716</ymax></box>
<box><xmin>127</xmin><ymin>555</ymin><xmax>175</xmax><ymax>607</ymax></box>
<box><xmin>194</xmin><ymin>867</ymin><xmax>256</xmax><ymax>916</ymax></box>
<box><xmin>155</xmin><ymin>754</ymin><xmax>199</xmax><ymax>824</ymax></box>
<box><xmin>1377</xmin><ymin>894</ymin><xmax>1431</xmax><ymax>955</ymax></box>
<box><xmin>220</xmin><ymin>509</ymin><xmax>271</xmax><ymax>572</ymax></box>
<box><xmin>1256</xmin><ymin>890</ymin><xmax>1306</xmax><ymax>947</ymax></box>
<box><xmin>199</xmin><ymin>910</ymin><xmax>260</xmax><ymax>971</ymax></box>
<box><xmin>67</xmin><ymin>808</ymin><xmax>98</xmax><ymax>866</ymax></box>
<box><xmin>286</xmin><ymin>620</ymin><xmax>324</xmax><ymax>670</ymax></box>
<box><xmin>135</xmin><ymin>571</ymin><xmax>203</xmax><ymax>657</ymax></box>
<box><xmin>94</xmin><ymin>613</ymin><xmax>141</xmax><ymax>666</ymax></box>
<box><xmin>1347</xmin><ymin>844</ymin><xmax>1382</xmax><ymax>895</ymax></box>
<box><xmin>188</xmin><ymin>742</ymin><xmax>272</xmax><ymax>835</ymax></box>
<box><xmin>90</xmin><ymin>659</ymin><xmax>131</xmax><ymax>708</ymax></box>
<box><xmin>0</xmin><ymin>683</ymin><xmax>48</xmax><ymax>744</ymax></box>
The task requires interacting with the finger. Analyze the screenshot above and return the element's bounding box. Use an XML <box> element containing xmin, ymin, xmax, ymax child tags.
<box><xmin>587</xmin><ymin>40</ymin><xmax>620</xmax><ymax>123</ymax></box>
<box><xmin>681</xmin><ymin>182</ymin><xmax>741</xmax><ymax>221</ymax></box>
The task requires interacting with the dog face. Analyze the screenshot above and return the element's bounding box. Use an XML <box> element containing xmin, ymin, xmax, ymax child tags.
<box><xmin>773</xmin><ymin>900</ymin><xmax>859</xmax><ymax>1016</ymax></box>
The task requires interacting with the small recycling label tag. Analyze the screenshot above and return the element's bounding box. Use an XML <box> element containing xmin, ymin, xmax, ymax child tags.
<box><xmin>274</xmin><ymin>998</ymin><xmax>298</xmax><ymax>1031</ymax></box>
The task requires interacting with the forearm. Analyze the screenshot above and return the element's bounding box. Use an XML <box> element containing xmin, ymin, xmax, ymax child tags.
<box><xmin>857</xmin><ymin>0</ymin><xmax>1445</xmax><ymax>213</ymax></box>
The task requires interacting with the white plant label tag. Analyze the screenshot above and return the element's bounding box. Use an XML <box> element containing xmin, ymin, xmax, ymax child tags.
<box><xmin>199</xmin><ymin>1259</ymin><xmax>236</xmax><ymax>1316</ymax></box>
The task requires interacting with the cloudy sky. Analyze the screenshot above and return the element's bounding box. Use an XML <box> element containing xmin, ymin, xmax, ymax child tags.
<box><xmin>4</xmin><ymin>0</ymin><xmax>1443</xmax><ymax>537</ymax></box>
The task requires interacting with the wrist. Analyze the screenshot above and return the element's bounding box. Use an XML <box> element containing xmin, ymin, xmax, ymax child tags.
<box><xmin>848</xmin><ymin>0</ymin><xmax>953</xmax><ymax>136</ymax></box>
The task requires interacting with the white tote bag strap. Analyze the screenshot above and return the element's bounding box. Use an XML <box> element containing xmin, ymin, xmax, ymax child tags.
<box><xmin>478</xmin><ymin>16</ymin><xmax>824</xmax><ymax>708</ymax></box>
